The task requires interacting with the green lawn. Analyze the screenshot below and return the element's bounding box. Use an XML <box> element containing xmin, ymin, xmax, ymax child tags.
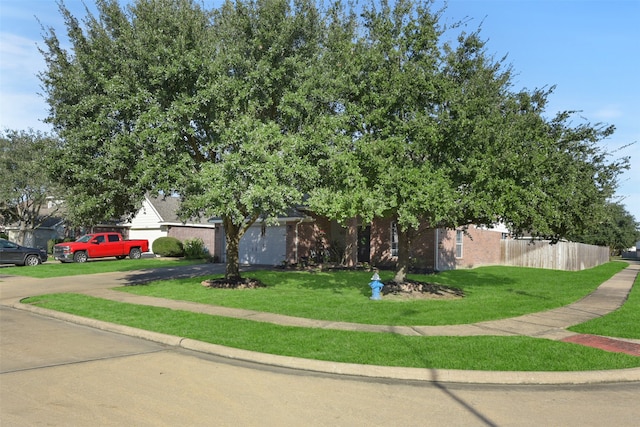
<box><xmin>0</xmin><ymin>257</ymin><xmax>204</xmax><ymax>278</ymax></box>
<box><xmin>24</xmin><ymin>292</ymin><xmax>640</xmax><ymax>371</ymax></box>
<box><xmin>570</xmin><ymin>272</ymin><xmax>640</xmax><ymax>339</ymax></box>
<box><xmin>116</xmin><ymin>262</ymin><xmax>628</xmax><ymax>326</ymax></box>
<box><xmin>22</xmin><ymin>261</ymin><xmax>639</xmax><ymax>371</ymax></box>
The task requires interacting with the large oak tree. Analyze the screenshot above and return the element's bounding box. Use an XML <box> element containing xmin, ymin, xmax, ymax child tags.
<box><xmin>307</xmin><ymin>0</ymin><xmax>628</xmax><ymax>282</ymax></box>
<box><xmin>41</xmin><ymin>0</ymin><xmax>325</xmax><ymax>279</ymax></box>
<box><xmin>41</xmin><ymin>0</ymin><xmax>628</xmax><ymax>282</ymax></box>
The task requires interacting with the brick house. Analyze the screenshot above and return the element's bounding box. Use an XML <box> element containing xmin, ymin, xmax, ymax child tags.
<box><xmin>127</xmin><ymin>196</ymin><xmax>507</xmax><ymax>270</ymax></box>
<box><xmin>287</xmin><ymin>214</ymin><xmax>509</xmax><ymax>271</ymax></box>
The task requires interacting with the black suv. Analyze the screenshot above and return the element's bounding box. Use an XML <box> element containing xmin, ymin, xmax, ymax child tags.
<box><xmin>0</xmin><ymin>238</ymin><xmax>48</xmax><ymax>266</ymax></box>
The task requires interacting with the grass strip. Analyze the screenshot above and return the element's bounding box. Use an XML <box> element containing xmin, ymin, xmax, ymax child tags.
<box><xmin>0</xmin><ymin>258</ymin><xmax>204</xmax><ymax>278</ymax></box>
<box><xmin>569</xmin><ymin>273</ymin><xmax>640</xmax><ymax>339</ymax></box>
<box><xmin>116</xmin><ymin>262</ymin><xmax>628</xmax><ymax>326</ymax></box>
<box><xmin>23</xmin><ymin>293</ymin><xmax>640</xmax><ymax>371</ymax></box>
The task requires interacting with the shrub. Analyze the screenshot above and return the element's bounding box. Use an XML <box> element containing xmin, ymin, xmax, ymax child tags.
<box><xmin>183</xmin><ymin>238</ymin><xmax>208</xmax><ymax>259</ymax></box>
<box><xmin>152</xmin><ymin>237</ymin><xmax>184</xmax><ymax>257</ymax></box>
<box><xmin>47</xmin><ymin>238</ymin><xmax>65</xmax><ymax>254</ymax></box>
<box><xmin>0</xmin><ymin>232</ymin><xmax>8</xmax><ymax>240</ymax></box>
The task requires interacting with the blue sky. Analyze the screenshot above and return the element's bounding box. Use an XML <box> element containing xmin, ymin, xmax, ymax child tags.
<box><xmin>1</xmin><ymin>0</ymin><xmax>638</xmax><ymax>223</ymax></box>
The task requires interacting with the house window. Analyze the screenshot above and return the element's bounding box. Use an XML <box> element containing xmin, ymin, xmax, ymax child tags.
<box><xmin>455</xmin><ymin>230</ymin><xmax>463</xmax><ymax>258</ymax></box>
<box><xmin>391</xmin><ymin>221</ymin><xmax>398</xmax><ymax>257</ymax></box>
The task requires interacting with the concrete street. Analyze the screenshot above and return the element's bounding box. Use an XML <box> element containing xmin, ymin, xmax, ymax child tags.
<box><xmin>1</xmin><ymin>263</ymin><xmax>639</xmax><ymax>426</ymax></box>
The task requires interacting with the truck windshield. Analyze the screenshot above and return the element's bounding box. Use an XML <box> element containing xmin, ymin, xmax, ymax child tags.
<box><xmin>75</xmin><ymin>235</ymin><xmax>93</xmax><ymax>243</ymax></box>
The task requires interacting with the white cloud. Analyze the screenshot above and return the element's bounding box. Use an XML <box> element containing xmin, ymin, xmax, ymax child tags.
<box><xmin>0</xmin><ymin>91</ymin><xmax>50</xmax><ymax>132</ymax></box>
<box><xmin>0</xmin><ymin>31</ymin><xmax>44</xmax><ymax>76</ymax></box>
<box><xmin>592</xmin><ymin>106</ymin><xmax>624</xmax><ymax>121</ymax></box>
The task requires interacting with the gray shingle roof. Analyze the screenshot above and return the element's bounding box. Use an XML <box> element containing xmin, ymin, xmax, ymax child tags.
<box><xmin>146</xmin><ymin>195</ymin><xmax>215</xmax><ymax>226</ymax></box>
<box><xmin>147</xmin><ymin>195</ymin><xmax>307</xmax><ymax>225</ymax></box>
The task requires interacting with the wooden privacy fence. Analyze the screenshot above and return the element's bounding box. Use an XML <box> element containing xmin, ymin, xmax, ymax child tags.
<box><xmin>501</xmin><ymin>240</ymin><xmax>609</xmax><ymax>271</ymax></box>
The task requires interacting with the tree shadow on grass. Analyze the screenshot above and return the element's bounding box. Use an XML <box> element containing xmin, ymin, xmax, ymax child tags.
<box><xmin>117</xmin><ymin>263</ymin><xmax>228</xmax><ymax>286</ymax></box>
<box><xmin>260</xmin><ymin>269</ymin><xmax>376</xmax><ymax>292</ymax></box>
<box><xmin>422</xmin><ymin>267</ymin><xmax>519</xmax><ymax>290</ymax></box>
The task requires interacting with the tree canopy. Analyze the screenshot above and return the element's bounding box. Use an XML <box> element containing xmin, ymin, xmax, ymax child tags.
<box><xmin>0</xmin><ymin>129</ymin><xmax>62</xmax><ymax>245</ymax></box>
<box><xmin>41</xmin><ymin>0</ymin><xmax>326</xmax><ymax>279</ymax></box>
<box><xmin>305</xmin><ymin>0</ymin><xmax>629</xmax><ymax>280</ymax></box>
<box><xmin>569</xmin><ymin>202</ymin><xmax>640</xmax><ymax>255</ymax></box>
<box><xmin>40</xmin><ymin>0</ymin><xmax>629</xmax><ymax>280</ymax></box>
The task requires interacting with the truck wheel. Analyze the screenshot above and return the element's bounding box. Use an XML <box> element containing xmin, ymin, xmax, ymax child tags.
<box><xmin>73</xmin><ymin>251</ymin><xmax>88</xmax><ymax>263</ymax></box>
<box><xmin>24</xmin><ymin>255</ymin><xmax>41</xmax><ymax>266</ymax></box>
<box><xmin>129</xmin><ymin>248</ymin><xmax>142</xmax><ymax>260</ymax></box>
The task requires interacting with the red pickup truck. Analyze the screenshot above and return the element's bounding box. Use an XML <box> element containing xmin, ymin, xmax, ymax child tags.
<box><xmin>54</xmin><ymin>232</ymin><xmax>149</xmax><ymax>263</ymax></box>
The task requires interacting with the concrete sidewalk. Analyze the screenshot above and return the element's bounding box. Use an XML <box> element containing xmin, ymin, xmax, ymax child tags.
<box><xmin>74</xmin><ymin>262</ymin><xmax>640</xmax><ymax>348</ymax></box>
<box><xmin>5</xmin><ymin>261</ymin><xmax>640</xmax><ymax>384</ymax></box>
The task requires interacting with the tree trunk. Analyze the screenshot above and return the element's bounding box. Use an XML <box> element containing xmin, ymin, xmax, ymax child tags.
<box><xmin>223</xmin><ymin>213</ymin><xmax>260</xmax><ymax>281</ymax></box>
<box><xmin>393</xmin><ymin>226</ymin><xmax>411</xmax><ymax>283</ymax></box>
<box><xmin>344</xmin><ymin>218</ymin><xmax>358</xmax><ymax>267</ymax></box>
<box><xmin>223</xmin><ymin>217</ymin><xmax>242</xmax><ymax>281</ymax></box>
<box><xmin>16</xmin><ymin>222</ymin><xmax>29</xmax><ymax>246</ymax></box>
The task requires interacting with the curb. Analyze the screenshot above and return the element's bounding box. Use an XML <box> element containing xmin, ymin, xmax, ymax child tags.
<box><xmin>12</xmin><ymin>300</ymin><xmax>640</xmax><ymax>386</ymax></box>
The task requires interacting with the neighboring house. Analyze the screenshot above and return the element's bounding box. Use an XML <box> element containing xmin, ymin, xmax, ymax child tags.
<box><xmin>6</xmin><ymin>216</ymin><xmax>65</xmax><ymax>250</ymax></box>
<box><xmin>5</xmin><ymin>198</ymin><xmax>65</xmax><ymax>249</ymax></box>
<box><xmin>126</xmin><ymin>195</ymin><xmax>220</xmax><ymax>256</ymax></box>
<box><xmin>6</xmin><ymin>194</ymin><xmax>209</xmax><ymax>254</ymax></box>
<box><xmin>622</xmin><ymin>241</ymin><xmax>639</xmax><ymax>260</ymax></box>
<box><xmin>5</xmin><ymin>197</ymin><xmax>131</xmax><ymax>250</ymax></box>
<box><xmin>6</xmin><ymin>216</ymin><xmax>129</xmax><ymax>250</ymax></box>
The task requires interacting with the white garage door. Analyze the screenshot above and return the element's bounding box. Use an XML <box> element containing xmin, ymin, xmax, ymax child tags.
<box><xmin>239</xmin><ymin>225</ymin><xmax>286</xmax><ymax>265</ymax></box>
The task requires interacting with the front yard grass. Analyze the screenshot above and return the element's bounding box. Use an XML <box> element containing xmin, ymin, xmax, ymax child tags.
<box><xmin>0</xmin><ymin>257</ymin><xmax>204</xmax><ymax>278</ymax></box>
<box><xmin>115</xmin><ymin>262</ymin><xmax>628</xmax><ymax>326</ymax></box>
<box><xmin>22</xmin><ymin>262</ymin><xmax>639</xmax><ymax>371</ymax></box>
<box><xmin>23</xmin><ymin>292</ymin><xmax>640</xmax><ymax>371</ymax></box>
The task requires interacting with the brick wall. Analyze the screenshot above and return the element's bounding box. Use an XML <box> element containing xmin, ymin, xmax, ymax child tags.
<box><xmin>437</xmin><ymin>226</ymin><xmax>503</xmax><ymax>270</ymax></box>
<box><xmin>463</xmin><ymin>226</ymin><xmax>503</xmax><ymax>267</ymax></box>
<box><xmin>370</xmin><ymin>217</ymin><xmax>393</xmax><ymax>266</ymax></box>
<box><xmin>370</xmin><ymin>218</ymin><xmax>437</xmax><ymax>269</ymax></box>
<box><xmin>286</xmin><ymin>216</ymin><xmax>331</xmax><ymax>264</ymax></box>
<box><xmin>167</xmin><ymin>226</ymin><xmax>216</xmax><ymax>258</ymax></box>
<box><xmin>411</xmin><ymin>227</ymin><xmax>437</xmax><ymax>269</ymax></box>
<box><xmin>288</xmin><ymin>216</ymin><xmax>504</xmax><ymax>271</ymax></box>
